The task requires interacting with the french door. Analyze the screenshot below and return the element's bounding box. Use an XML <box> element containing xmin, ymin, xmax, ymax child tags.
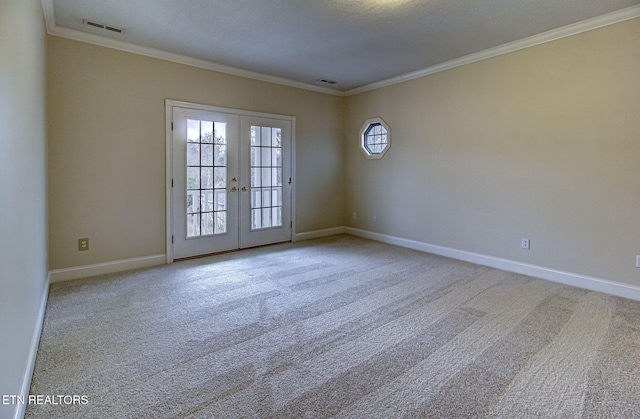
<box><xmin>169</xmin><ymin>103</ymin><xmax>293</xmax><ymax>260</ymax></box>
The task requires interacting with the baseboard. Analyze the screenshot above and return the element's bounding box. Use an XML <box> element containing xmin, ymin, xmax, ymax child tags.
<box><xmin>294</xmin><ymin>226</ymin><xmax>346</xmax><ymax>242</ymax></box>
<box><xmin>49</xmin><ymin>254</ymin><xmax>166</xmax><ymax>283</ymax></box>
<box><xmin>345</xmin><ymin>227</ymin><xmax>640</xmax><ymax>301</ymax></box>
<box><xmin>12</xmin><ymin>277</ymin><xmax>49</xmax><ymax>419</ymax></box>
<box><xmin>45</xmin><ymin>230</ymin><xmax>639</xmax><ymax>300</ymax></box>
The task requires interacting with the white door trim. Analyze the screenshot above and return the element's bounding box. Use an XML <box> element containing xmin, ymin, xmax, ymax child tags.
<box><xmin>165</xmin><ymin>99</ymin><xmax>296</xmax><ymax>263</ymax></box>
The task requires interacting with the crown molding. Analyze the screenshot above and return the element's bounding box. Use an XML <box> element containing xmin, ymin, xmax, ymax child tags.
<box><xmin>41</xmin><ymin>0</ymin><xmax>56</xmax><ymax>32</ymax></box>
<box><xmin>41</xmin><ymin>1</ymin><xmax>639</xmax><ymax>98</ymax></box>
<box><xmin>40</xmin><ymin>0</ymin><xmax>343</xmax><ymax>97</ymax></box>
<box><xmin>345</xmin><ymin>4</ymin><xmax>640</xmax><ymax>96</ymax></box>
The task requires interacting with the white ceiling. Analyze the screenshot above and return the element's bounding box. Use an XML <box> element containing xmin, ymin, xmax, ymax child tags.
<box><xmin>44</xmin><ymin>0</ymin><xmax>640</xmax><ymax>94</ymax></box>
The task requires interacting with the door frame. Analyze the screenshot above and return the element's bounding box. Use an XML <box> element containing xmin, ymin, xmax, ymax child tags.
<box><xmin>165</xmin><ymin>99</ymin><xmax>296</xmax><ymax>263</ymax></box>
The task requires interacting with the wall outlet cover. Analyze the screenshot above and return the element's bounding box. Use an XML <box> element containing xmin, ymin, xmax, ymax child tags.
<box><xmin>78</xmin><ymin>238</ymin><xmax>89</xmax><ymax>251</ymax></box>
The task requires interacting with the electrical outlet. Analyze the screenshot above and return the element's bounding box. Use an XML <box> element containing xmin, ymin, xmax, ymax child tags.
<box><xmin>372</xmin><ymin>215</ymin><xmax>377</xmax><ymax>223</ymax></box>
<box><xmin>521</xmin><ymin>238</ymin><xmax>530</xmax><ymax>250</ymax></box>
<box><xmin>352</xmin><ymin>212</ymin><xmax>357</xmax><ymax>220</ymax></box>
<box><xmin>78</xmin><ymin>238</ymin><xmax>89</xmax><ymax>251</ymax></box>
<box><xmin>636</xmin><ymin>255</ymin><xmax>640</xmax><ymax>268</ymax></box>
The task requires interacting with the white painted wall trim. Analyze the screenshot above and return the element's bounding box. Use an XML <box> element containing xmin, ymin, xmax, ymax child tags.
<box><xmin>13</xmin><ymin>278</ymin><xmax>49</xmax><ymax>419</ymax></box>
<box><xmin>345</xmin><ymin>5</ymin><xmax>640</xmax><ymax>96</ymax></box>
<box><xmin>49</xmin><ymin>254</ymin><xmax>166</xmax><ymax>283</ymax></box>
<box><xmin>290</xmin><ymin>118</ymin><xmax>298</xmax><ymax>243</ymax></box>
<box><xmin>294</xmin><ymin>227</ymin><xmax>346</xmax><ymax>242</ymax></box>
<box><xmin>345</xmin><ymin>227</ymin><xmax>640</xmax><ymax>302</ymax></box>
<box><xmin>165</xmin><ymin>102</ymin><xmax>174</xmax><ymax>264</ymax></box>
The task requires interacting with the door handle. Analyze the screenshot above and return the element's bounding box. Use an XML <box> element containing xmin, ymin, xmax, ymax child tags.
<box><xmin>230</xmin><ymin>186</ymin><xmax>237</xmax><ymax>192</ymax></box>
<box><xmin>241</xmin><ymin>186</ymin><xmax>247</xmax><ymax>192</ymax></box>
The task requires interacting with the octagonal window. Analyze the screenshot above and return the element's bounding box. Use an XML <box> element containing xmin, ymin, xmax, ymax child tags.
<box><xmin>360</xmin><ymin>118</ymin><xmax>390</xmax><ymax>159</ymax></box>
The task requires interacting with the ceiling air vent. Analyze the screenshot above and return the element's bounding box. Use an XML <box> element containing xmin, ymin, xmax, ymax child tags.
<box><xmin>317</xmin><ymin>79</ymin><xmax>337</xmax><ymax>85</ymax></box>
<box><xmin>83</xmin><ymin>19</ymin><xmax>124</xmax><ymax>34</ymax></box>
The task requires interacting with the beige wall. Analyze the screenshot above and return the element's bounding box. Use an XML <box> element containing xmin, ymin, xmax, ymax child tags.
<box><xmin>48</xmin><ymin>37</ymin><xmax>345</xmax><ymax>270</ymax></box>
<box><xmin>0</xmin><ymin>0</ymin><xmax>48</xmax><ymax>417</ymax></box>
<box><xmin>345</xmin><ymin>19</ymin><xmax>640</xmax><ymax>286</ymax></box>
<box><xmin>47</xmin><ymin>17</ymin><xmax>640</xmax><ymax>286</ymax></box>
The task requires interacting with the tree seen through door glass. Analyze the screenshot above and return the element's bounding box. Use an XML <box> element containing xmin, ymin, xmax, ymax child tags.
<box><xmin>186</xmin><ymin>119</ymin><xmax>228</xmax><ymax>237</ymax></box>
<box><xmin>250</xmin><ymin>126</ymin><xmax>283</xmax><ymax>230</ymax></box>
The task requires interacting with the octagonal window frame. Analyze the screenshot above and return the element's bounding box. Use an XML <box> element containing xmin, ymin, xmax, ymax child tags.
<box><xmin>359</xmin><ymin>118</ymin><xmax>390</xmax><ymax>160</ymax></box>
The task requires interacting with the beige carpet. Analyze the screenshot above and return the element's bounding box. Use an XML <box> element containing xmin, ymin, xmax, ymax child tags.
<box><xmin>26</xmin><ymin>235</ymin><xmax>640</xmax><ymax>418</ymax></box>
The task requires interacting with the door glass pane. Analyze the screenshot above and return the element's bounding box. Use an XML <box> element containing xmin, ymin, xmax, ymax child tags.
<box><xmin>187</xmin><ymin>144</ymin><xmax>200</xmax><ymax>165</ymax></box>
<box><xmin>185</xmin><ymin>118</ymin><xmax>227</xmax><ymax>238</ymax></box>
<box><xmin>214</xmin><ymin>167</ymin><xmax>226</xmax><ymax>188</ymax></box>
<box><xmin>251</xmin><ymin>168</ymin><xmax>260</xmax><ymax>187</ymax></box>
<box><xmin>201</xmin><ymin>167</ymin><xmax>213</xmax><ymax>189</ymax></box>
<box><xmin>261</xmin><ymin>147</ymin><xmax>271</xmax><ymax>166</ymax></box>
<box><xmin>251</xmin><ymin>209</ymin><xmax>261</xmax><ymax>230</ymax></box>
<box><xmin>215</xmin><ymin>123</ymin><xmax>226</xmax><ymax>144</ymax></box>
<box><xmin>251</xmin><ymin>189</ymin><xmax>261</xmax><ymax>208</ymax></box>
<box><xmin>272</xmin><ymin>148</ymin><xmax>281</xmax><ymax>166</ymax></box>
<box><xmin>214</xmin><ymin>145</ymin><xmax>226</xmax><ymax>166</ymax></box>
<box><xmin>262</xmin><ymin>208</ymin><xmax>272</xmax><ymax>228</ymax></box>
<box><xmin>272</xmin><ymin>187</ymin><xmax>281</xmax><ymax>206</ymax></box>
<box><xmin>261</xmin><ymin>127</ymin><xmax>271</xmax><ymax>146</ymax></box>
<box><xmin>201</xmin><ymin>121</ymin><xmax>214</xmax><ymax>143</ymax></box>
<box><xmin>187</xmin><ymin>191</ymin><xmax>200</xmax><ymax>213</ymax></box>
<box><xmin>273</xmin><ymin>168</ymin><xmax>282</xmax><ymax>187</ymax></box>
<box><xmin>274</xmin><ymin>207</ymin><xmax>282</xmax><ymax>226</ymax></box>
<box><xmin>251</xmin><ymin>147</ymin><xmax>260</xmax><ymax>166</ymax></box>
<box><xmin>214</xmin><ymin>190</ymin><xmax>226</xmax><ymax>210</ymax></box>
<box><xmin>202</xmin><ymin>212</ymin><xmax>214</xmax><ymax>235</ymax></box>
<box><xmin>187</xmin><ymin>119</ymin><xmax>200</xmax><ymax>142</ymax></box>
<box><xmin>251</xmin><ymin>126</ymin><xmax>259</xmax><ymax>146</ymax></box>
<box><xmin>261</xmin><ymin>168</ymin><xmax>272</xmax><ymax>187</ymax></box>
<box><xmin>215</xmin><ymin>212</ymin><xmax>226</xmax><ymax>234</ymax></box>
<box><xmin>262</xmin><ymin>189</ymin><xmax>271</xmax><ymax>207</ymax></box>
<box><xmin>273</xmin><ymin>128</ymin><xmax>282</xmax><ymax>147</ymax></box>
<box><xmin>187</xmin><ymin>167</ymin><xmax>200</xmax><ymax>190</ymax></box>
<box><xmin>187</xmin><ymin>213</ymin><xmax>200</xmax><ymax>237</ymax></box>
<box><xmin>201</xmin><ymin>190</ymin><xmax>213</xmax><ymax>211</ymax></box>
<box><xmin>249</xmin><ymin>125</ymin><xmax>283</xmax><ymax>230</ymax></box>
<box><xmin>201</xmin><ymin>144</ymin><xmax>213</xmax><ymax>166</ymax></box>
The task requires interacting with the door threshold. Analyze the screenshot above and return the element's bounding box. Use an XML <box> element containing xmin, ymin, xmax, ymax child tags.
<box><xmin>173</xmin><ymin>240</ymin><xmax>291</xmax><ymax>262</ymax></box>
